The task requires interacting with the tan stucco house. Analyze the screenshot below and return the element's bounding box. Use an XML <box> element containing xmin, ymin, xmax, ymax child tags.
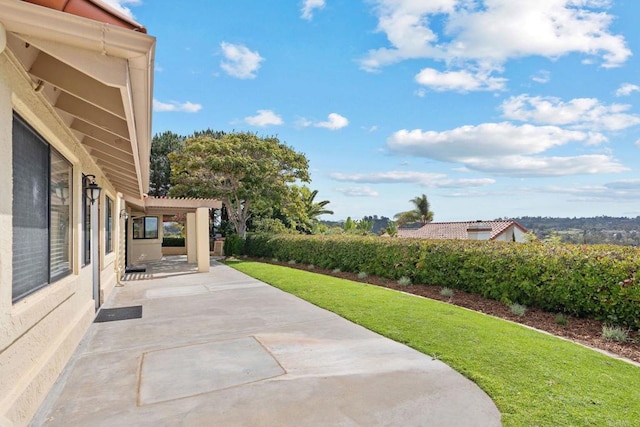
<box><xmin>398</xmin><ymin>220</ymin><xmax>529</xmax><ymax>243</ymax></box>
<box><xmin>0</xmin><ymin>1</ymin><xmax>217</xmax><ymax>425</ymax></box>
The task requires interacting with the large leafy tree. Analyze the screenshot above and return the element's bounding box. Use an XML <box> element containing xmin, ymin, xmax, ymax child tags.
<box><xmin>394</xmin><ymin>194</ymin><xmax>434</xmax><ymax>226</ymax></box>
<box><xmin>149</xmin><ymin>131</ymin><xmax>184</xmax><ymax>196</ymax></box>
<box><xmin>169</xmin><ymin>132</ymin><xmax>310</xmax><ymax>238</ymax></box>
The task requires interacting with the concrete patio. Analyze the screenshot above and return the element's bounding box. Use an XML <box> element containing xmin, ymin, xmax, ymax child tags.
<box><xmin>31</xmin><ymin>256</ymin><xmax>501</xmax><ymax>426</ymax></box>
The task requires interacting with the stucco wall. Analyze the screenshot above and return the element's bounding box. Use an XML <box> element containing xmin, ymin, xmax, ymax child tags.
<box><xmin>0</xmin><ymin>49</ymin><xmax>120</xmax><ymax>426</ymax></box>
<box><xmin>513</xmin><ymin>226</ymin><xmax>527</xmax><ymax>243</ymax></box>
<box><xmin>129</xmin><ymin>214</ymin><xmax>164</xmax><ymax>263</ymax></box>
<box><xmin>493</xmin><ymin>225</ymin><xmax>528</xmax><ymax>243</ymax></box>
<box><xmin>162</xmin><ymin>246</ymin><xmax>187</xmax><ymax>256</ymax></box>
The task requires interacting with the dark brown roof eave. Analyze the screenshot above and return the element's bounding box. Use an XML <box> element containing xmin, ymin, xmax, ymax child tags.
<box><xmin>22</xmin><ymin>0</ymin><xmax>147</xmax><ymax>33</ymax></box>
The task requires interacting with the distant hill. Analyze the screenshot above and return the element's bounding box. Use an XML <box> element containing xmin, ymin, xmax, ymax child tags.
<box><xmin>321</xmin><ymin>215</ymin><xmax>393</xmax><ymax>234</ymax></box>
<box><xmin>509</xmin><ymin>216</ymin><xmax>640</xmax><ymax>246</ymax></box>
<box><xmin>323</xmin><ymin>215</ymin><xmax>640</xmax><ymax>246</ymax></box>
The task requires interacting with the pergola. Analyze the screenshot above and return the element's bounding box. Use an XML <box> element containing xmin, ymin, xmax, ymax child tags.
<box><xmin>125</xmin><ymin>196</ymin><xmax>222</xmax><ymax>272</ymax></box>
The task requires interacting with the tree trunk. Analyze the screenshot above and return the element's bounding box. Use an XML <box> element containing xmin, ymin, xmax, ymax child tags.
<box><xmin>223</xmin><ymin>197</ymin><xmax>250</xmax><ymax>239</ymax></box>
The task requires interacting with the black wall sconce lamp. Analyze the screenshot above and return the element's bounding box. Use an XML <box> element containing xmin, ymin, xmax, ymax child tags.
<box><xmin>119</xmin><ymin>209</ymin><xmax>129</xmax><ymax>220</ymax></box>
<box><xmin>85</xmin><ymin>174</ymin><xmax>102</xmax><ymax>205</ymax></box>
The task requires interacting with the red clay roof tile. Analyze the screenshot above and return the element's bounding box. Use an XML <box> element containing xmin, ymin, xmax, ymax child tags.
<box><xmin>397</xmin><ymin>220</ymin><xmax>527</xmax><ymax>241</ymax></box>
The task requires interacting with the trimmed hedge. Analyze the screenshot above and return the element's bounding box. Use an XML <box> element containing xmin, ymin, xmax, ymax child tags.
<box><xmin>224</xmin><ymin>234</ymin><xmax>245</xmax><ymax>256</ymax></box>
<box><xmin>245</xmin><ymin>234</ymin><xmax>640</xmax><ymax>328</ymax></box>
<box><xmin>162</xmin><ymin>237</ymin><xmax>185</xmax><ymax>247</ymax></box>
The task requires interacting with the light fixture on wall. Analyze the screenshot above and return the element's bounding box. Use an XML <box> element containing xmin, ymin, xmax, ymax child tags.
<box><xmin>53</xmin><ymin>183</ymin><xmax>69</xmax><ymax>204</ymax></box>
<box><xmin>119</xmin><ymin>209</ymin><xmax>129</xmax><ymax>220</ymax></box>
<box><xmin>85</xmin><ymin>174</ymin><xmax>101</xmax><ymax>205</ymax></box>
<box><xmin>34</xmin><ymin>79</ymin><xmax>45</xmax><ymax>93</ymax></box>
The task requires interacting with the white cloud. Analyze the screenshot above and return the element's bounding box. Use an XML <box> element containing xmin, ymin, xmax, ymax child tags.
<box><xmin>334</xmin><ymin>187</ymin><xmax>379</xmax><ymax>197</ymax></box>
<box><xmin>301</xmin><ymin>0</ymin><xmax>325</xmax><ymax>20</ymax></box>
<box><xmin>101</xmin><ymin>0</ymin><xmax>140</xmax><ymax>18</ymax></box>
<box><xmin>387</xmin><ymin>123</ymin><xmax>591</xmax><ymax>160</ymax></box>
<box><xmin>244</xmin><ymin>110</ymin><xmax>283</xmax><ymax>127</ymax></box>
<box><xmin>415</xmin><ymin>68</ymin><xmax>506</xmax><ymax>92</ymax></box>
<box><xmin>501</xmin><ymin>95</ymin><xmax>640</xmax><ymax>131</ymax></box>
<box><xmin>329</xmin><ymin>171</ymin><xmax>495</xmax><ymax>188</ymax></box>
<box><xmin>153</xmin><ymin>99</ymin><xmax>202</xmax><ymax>113</ymax></box>
<box><xmin>531</xmin><ymin>70</ymin><xmax>550</xmax><ymax>84</ymax></box>
<box><xmin>295</xmin><ymin>117</ymin><xmax>313</xmax><ymax>128</ymax></box>
<box><xmin>386</xmin><ymin>121</ymin><xmax>629</xmax><ymax>177</ymax></box>
<box><xmin>604</xmin><ymin>179</ymin><xmax>640</xmax><ymax>191</ymax></box>
<box><xmin>315</xmin><ymin>113</ymin><xmax>349</xmax><ymax>130</ymax></box>
<box><xmin>331</xmin><ymin>171</ymin><xmax>445</xmax><ymax>184</ymax></box>
<box><xmin>359</xmin><ymin>0</ymin><xmax>453</xmax><ymax>72</ymax></box>
<box><xmin>636</xmin><ymin>139</ymin><xmax>640</xmax><ymax>148</ymax></box>
<box><xmin>463</xmin><ymin>155</ymin><xmax>628</xmax><ymax>177</ymax></box>
<box><xmin>543</xmin><ymin>179</ymin><xmax>640</xmax><ymax>201</ymax></box>
<box><xmin>220</xmin><ymin>42</ymin><xmax>264</xmax><ymax>79</ymax></box>
<box><xmin>616</xmin><ymin>83</ymin><xmax>640</xmax><ymax>97</ymax></box>
<box><xmin>435</xmin><ymin>178</ymin><xmax>497</xmax><ymax>188</ymax></box>
<box><xmin>361</xmin><ymin>0</ymin><xmax>630</xmax><ymax>81</ymax></box>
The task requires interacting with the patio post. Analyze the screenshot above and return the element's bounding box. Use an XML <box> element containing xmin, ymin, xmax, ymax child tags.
<box><xmin>196</xmin><ymin>207</ymin><xmax>209</xmax><ymax>272</ymax></box>
<box><xmin>186</xmin><ymin>212</ymin><xmax>196</xmax><ymax>264</ymax></box>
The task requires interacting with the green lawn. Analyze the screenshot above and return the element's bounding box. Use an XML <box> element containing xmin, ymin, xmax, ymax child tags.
<box><xmin>228</xmin><ymin>260</ymin><xmax>640</xmax><ymax>427</ymax></box>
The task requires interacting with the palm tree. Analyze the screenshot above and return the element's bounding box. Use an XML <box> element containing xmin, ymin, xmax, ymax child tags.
<box><xmin>394</xmin><ymin>194</ymin><xmax>434</xmax><ymax>227</ymax></box>
<box><xmin>305</xmin><ymin>189</ymin><xmax>334</xmax><ymax>220</ymax></box>
<box><xmin>297</xmin><ymin>188</ymin><xmax>333</xmax><ymax>234</ymax></box>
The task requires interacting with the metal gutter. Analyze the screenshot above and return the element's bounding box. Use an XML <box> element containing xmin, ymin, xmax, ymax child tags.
<box><xmin>2</xmin><ymin>0</ymin><xmax>155</xmax><ymax>199</ymax></box>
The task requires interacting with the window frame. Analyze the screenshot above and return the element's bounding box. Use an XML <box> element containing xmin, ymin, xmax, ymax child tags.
<box><xmin>12</xmin><ymin>112</ymin><xmax>74</xmax><ymax>303</ymax></box>
<box><xmin>82</xmin><ymin>174</ymin><xmax>91</xmax><ymax>266</ymax></box>
<box><xmin>105</xmin><ymin>196</ymin><xmax>113</xmax><ymax>253</ymax></box>
<box><xmin>132</xmin><ymin>216</ymin><xmax>159</xmax><ymax>240</ymax></box>
<box><xmin>49</xmin><ymin>148</ymin><xmax>73</xmax><ymax>282</ymax></box>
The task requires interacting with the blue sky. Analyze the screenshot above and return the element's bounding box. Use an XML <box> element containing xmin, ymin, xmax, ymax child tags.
<box><xmin>109</xmin><ymin>0</ymin><xmax>640</xmax><ymax>222</ymax></box>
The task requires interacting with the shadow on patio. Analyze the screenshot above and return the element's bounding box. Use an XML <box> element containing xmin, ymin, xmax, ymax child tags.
<box><xmin>123</xmin><ymin>255</ymin><xmax>207</xmax><ymax>281</ymax></box>
<box><xmin>31</xmin><ymin>256</ymin><xmax>500</xmax><ymax>426</ymax></box>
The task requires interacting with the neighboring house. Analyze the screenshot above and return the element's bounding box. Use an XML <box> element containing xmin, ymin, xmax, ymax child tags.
<box><xmin>0</xmin><ymin>2</ymin><xmax>216</xmax><ymax>425</ymax></box>
<box><xmin>398</xmin><ymin>220</ymin><xmax>529</xmax><ymax>243</ymax></box>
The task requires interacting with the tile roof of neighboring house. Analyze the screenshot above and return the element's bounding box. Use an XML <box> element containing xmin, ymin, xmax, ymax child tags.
<box><xmin>22</xmin><ymin>0</ymin><xmax>147</xmax><ymax>33</ymax></box>
<box><xmin>397</xmin><ymin>220</ymin><xmax>528</xmax><ymax>241</ymax></box>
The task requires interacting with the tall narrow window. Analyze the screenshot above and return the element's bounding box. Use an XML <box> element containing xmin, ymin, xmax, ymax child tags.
<box><xmin>82</xmin><ymin>175</ymin><xmax>91</xmax><ymax>266</ymax></box>
<box><xmin>50</xmin><ymin>150</ymin><xmax>72</xmax><ymax>281</ymax></box>
<box><xmin>12</xmin><ymin>112</ymin><xmax>73</xmax><ymax>303</ymax></box>
<box><xmin>106</xmin><ymin>196</ymin><xmax>113</xmax><ymax>253</ymax></box>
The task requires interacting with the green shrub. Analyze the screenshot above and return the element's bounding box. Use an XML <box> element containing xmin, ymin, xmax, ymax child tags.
<box><xmin>162</xmin><ymin>237</ymin><xmax>185</xmax><ymax>247</ymax></box>
<box><xmin>555</xmin><ymin>314</ymin><xmax>568</xmax><ymax>326</ymax></box>
<box><xmin>397</xmin><ymin>276</ymin><xmax>412</xmax><ymax>286</ymax></box>
<box><xmin>243</xmin><ymin>234</ymin><xmax>640</xmax><ymax>328</ymax></box>
<box><xmin>602</xmin><ymin>326</ymin><xmax>629</xmax><ymax>342</ymax></box>
<box><xmin>510</xmin><ymin>303</ymin><xmax>527</xmax><ymax>317</ymax></box>
<box><xmin>223</xmin><ymin>234</ymin><xmax>245</xmax><ymax>256</ymax></box>
<box><xmin>440</xmin><ymin>287</ymin><xmax>454</xmax><ymax>297</ymax></box>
